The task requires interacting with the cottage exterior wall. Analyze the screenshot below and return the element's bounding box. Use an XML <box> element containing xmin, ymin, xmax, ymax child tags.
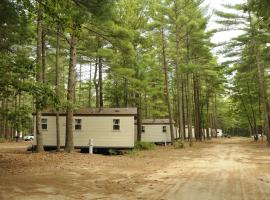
<box><xmin>33</xmin><ymin>115</ymin><xmax>135</xmax><ymax>148</ymax></box>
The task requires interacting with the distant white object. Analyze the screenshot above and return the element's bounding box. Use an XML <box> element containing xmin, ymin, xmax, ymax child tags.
<box><xmin>89</xmin><ymin>139</ymin><xmax>94</xmax><ymax>154</ymax></box>
<box><xmin>24</xmin><ymin>135</ymin><xmax>34</xmax><ymax>141</ymax></box>
<box><xmin>217</xmin><ymin>129</ymin><xmax>223</xmax><ymax>137</ymax></box>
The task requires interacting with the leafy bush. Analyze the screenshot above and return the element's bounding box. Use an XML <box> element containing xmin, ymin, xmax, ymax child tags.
<box><xmin>173</xmin><ymin>140</ymin><xmax>185</xmax><ymax>149</ymax></box>
<box><xmin>135</xmin><ymin>141</ymin><xmax>155</xmax><ymax>151</ymax></box>
<box><xmin>0</xmin><ymin>137</ymin><xmax>7</xmax><ymax>143</ymax></box>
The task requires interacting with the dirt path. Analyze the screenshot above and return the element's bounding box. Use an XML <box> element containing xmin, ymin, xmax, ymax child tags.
<box><xmin>0</xmin><ymin>138</ymin><xmax>270</xmax><ymax>200</ymax></box>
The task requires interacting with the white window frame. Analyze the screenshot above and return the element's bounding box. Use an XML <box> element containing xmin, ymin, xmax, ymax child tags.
<box><xmin>41</xmin><ymin>118</ymin><xmax>48</xmax><ymax>130</ymax></box>
<box><xmin>113</xmin><ymin>119</ymin><xmax>120</xmax><ymax>131</ymax></box>
<box><xmin>75</xmin><ymin>119</ymin><xmax>82</xmax><ymax>131</ymax></box>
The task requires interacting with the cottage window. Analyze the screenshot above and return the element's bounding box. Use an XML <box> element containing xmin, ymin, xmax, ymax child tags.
<box><xmin>75</xmin><ymin>119</ymin><xmax>82</xmax><ymax>130</ymax></box>
<box><xmin>162</xmin><ymin>126</ymin><xmax>167</xmax><ymax>133</ymax></box>
<box><xmin>41</xmin><ymin>118</ymin><xmax>48</xmax><ymax>130</ymax></box>
<box><xmin>113</xmin><ymin>119</ymin><xmax>120</xmax><ymax>130</ymax></box>
<box><xmin>141</xmin><ymin>126</ymin><xmax>145</xmax><ymax>133</ymax></box>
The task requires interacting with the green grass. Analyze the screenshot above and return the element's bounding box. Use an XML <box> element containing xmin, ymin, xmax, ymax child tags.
<box><xmin>134</xmin><ymin>141</ymin><xmax>156</xmax><ymax>151</ymax></box>
<box><xmin>0</xmin><ymin>137</ymin><xmax>7</xmax><ymax>143</ymax></box>
<box><xmin>173</xmin><ymin>140</ymin><xmax>185</xmax><ymax>149</ymax></box>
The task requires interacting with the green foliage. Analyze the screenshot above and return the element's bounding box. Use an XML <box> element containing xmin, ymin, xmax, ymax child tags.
<box><xmin>134</xmin><ymin>141</ymin><xmax>156</xmax><ymax>151</ymax></box>
<box><xmin>173</xmin><ymin>140</ymin><xmax>185</xmax><ymax>149</ymax></box>
<box><xmin>0</xmin><ymin>137</ymin><xmax>7</xmax><ymax>143</ymax></box>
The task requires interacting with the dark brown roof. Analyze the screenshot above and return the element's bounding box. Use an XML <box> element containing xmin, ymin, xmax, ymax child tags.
<box><xmin>35</xmin><ymin>108</ymin><xmax>137</xmax><ymax>116</ymax></box>
<box><xmin>135</xmin><ymin>119</ymin><xmax>175</xmax><ymax>125</ymax></box>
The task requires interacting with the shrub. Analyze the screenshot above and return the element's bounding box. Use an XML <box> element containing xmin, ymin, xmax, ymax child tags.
<box><xmin>0</xmin><ymin>137</ymin><xmax>6</xmax><ymax>143</ymax></box>
<box><xmin>173</xmin><ymin>140</ymin><xmax>185</xmax><ymax>149</ymax></box>
<box><xmin>135</xmin><ymin>141</ymin><xmax>155</xmax><ymax>151</ymax></box>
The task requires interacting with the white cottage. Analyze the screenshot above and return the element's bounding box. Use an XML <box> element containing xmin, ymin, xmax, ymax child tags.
<box><xmin>184</xmin><ymin>126</ymin><xmax>195</xmax><ymax>138</ymax></box>
<box><xmin>135</xmin><ymin>119</ymin><xmax>178</xmax><ymax>143</ymax></box>
<box><xmin>33</xmin><ymin>108</ymin><xmax>137</xmax><ymax>149</ymax></box>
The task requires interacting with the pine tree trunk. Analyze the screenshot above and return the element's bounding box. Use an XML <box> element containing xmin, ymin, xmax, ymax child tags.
<box><xmin>55</xmin><ymin>25</ymin><xmax>61</xmax><ymax>152</ymax></box>
<box><xmin>247</xmin><ymin>82</ymin><xmax>258</xmax><ymax>139</ymax></box>
<box><xmin>124</xmin><ymin>78</ymin><xmax>128</xmax><ymax>107</ymax></box>
<box><xmin>36</xmin><ymin>4</ymin><xmax>44</xmax><ymax>152</ymax></box>
<box><xmin>214</xmin><ymin>94</ymin><xmax>218</xmax><ymax>138</ymax></box>
<box><xmin>255</xmin><ymin>50</ymin><xmax>270</xmax><ymax>144</ymax></box>
<box><xmin>193</xmin><ymin>72</ymin><xmax>202</xmax><ymax>141</ymax></box>
<box><xmin>94</xmin><ymin>57</ymin><xmax>99</xmax><ymax>108</ymax></box>
<box><xmin>174</xmin><ymin>2</ymin><xmax>183</xmax><ymax>139</ymax></box>
<box><xmin>98</xmin><ymin>56</ymin><xmax>103</xmax><ymax>108</ymax></box>
<box><xmin>187</xmin><ymin>75</ymin><xmax>193</xmax><ymax>145</ymax></box>
<box><xmin>181</xmin><ymin>78</ymin><xmax>186</xmax><ymax>139</ymax></box>
<box><xmin>65</xmin><ymin>32</ymin><xmax>77</xmax><ymax>153</ymax></box>
<box><xmin>248</xmin><ymin>10</ymin><xmax>270</xmax><ymax>144</ymax></box>
<box><xmin>42</xmin><ymin>29</ymin><xmax>46</xmax><ymax>83</ymax></box>
<box><xmin>88</xmin><ymin>62</ymin><xmax>92</xmax><ymax>108</ymax></box>
<box><xmin>206</xmin><ymin>98</ymin><xmax>210</xmax><ymax>139</ymax></box>
<box><xmin>137</xmin><ymin>95</ymin><xmax>142</xmax><ymax>141</ymax></box>
<box><xmin>161</xmin><ymin>26</ymin><xmax>174</xmax><ymax>143</ymax></box>
<box><xmin>185</xmin><ymin>32</ymin><xmax>192</xmax><ymax>145</ymax></box>
<box><xmin>79</xmin><ymin>63</ymin><xmax>82</xmax><ymax>103</ymax></box>
<box><xmin>0</xmin><ymin>100</ymin><xmax>3</xmax><ymax>138</ymax></box>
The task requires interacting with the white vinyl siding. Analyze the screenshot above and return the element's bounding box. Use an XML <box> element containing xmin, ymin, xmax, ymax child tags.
<box><xmin>135</xmin><ymin>124</ymin><xmax>174</xmax><ymax>143</ymax></box>
<box><xmin>33</xmin><ymin>116</ymin><xmax>134</xmax><ymax>148</ymax></box>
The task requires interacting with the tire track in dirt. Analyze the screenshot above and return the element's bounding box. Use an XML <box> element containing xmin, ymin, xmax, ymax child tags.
<box><xmin>135</xmin><ymin>140</ymin><xmax>270</xmax><ymax>200</ymax></box>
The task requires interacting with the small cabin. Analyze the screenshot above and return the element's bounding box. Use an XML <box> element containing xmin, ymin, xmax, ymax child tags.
<box><xmin>33</xmin><ymin>108</ymin><xmax>137</xmax><ymax>149</ymax></box>
<box><xmin>135</xmin><ymin>119</ymin><xmax>178</xmax><ymax>143</ymax></box>
<box><xmin>184</xmin><ymin>126</ymin><xmax>195</xmax><ymax>138</ymax></box>
<box><xmin>217</xmin><ymin>129</ymin><xmax>223</xmax><ymax>137</ymax></box>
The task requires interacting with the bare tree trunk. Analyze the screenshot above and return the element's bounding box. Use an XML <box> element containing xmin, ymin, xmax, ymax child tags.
<box><xmin>214</xmin><ymin>94</ymin><xmax>218</xmax><ymax>138</ymax></box>
<box><xmin>161</xmin><ymin>26</ymin><xmax>174</xmax><ymax>143</ymax></box>
<box><xmin>36</xmin><ymin>3</ymin><xmax>44</xmax><ymax>152</ymax></box>
<box><xmin>42</xmin><ymin>29</ymin><xmax>46</xmax><ymax>83</ymax></box>
<box><xmin>255</xmin><ymin>51</ymin><xmax>270</xmax><ymax>143</ymax></box>
<box><xmin>65</xmin><ymin>32</ymin><xmax>77</xmax><ymax>153</ymax></box>
<box><xmin>185</xmin><ymin>32</ymin><xmax>192</xmax><ymax>146</ymax></box>
<box><xmin>124</xmin><ymin>78</ymin><xmax>128</xmax><ymax>107</ymax></box>
<box><xmin>79</xmin><ymin>63</ymin><xmax>82</xmax><ymax>104</ymax></box>
<box><xmin>193</xmin><ymin>72</ymin><xmax>202</xmax><ymax>141</ymax></box>
<box><xmin>93</xmin><ymin>57</ymin><xmax>99</xmax><ymax>108</ymax></box>
<box><xmin>248</xmin><ymin>10</ymin><xmax>270</xmax><ymax>144</ymax></box>
<box><xmin>0</xmin><ymin>100</ymin><xmax>3</xmax><ymax>138</ymax></box>
<box><xmin>55</xmin><ymin>25</ymin><xmax>61</xmax><ymax>152</ymax></box>
<box><xmin>181</xmin><ymin>78</ymin><xmax>186</xmax><ymax>139</ymax></box>
<box><xmin>97</xmin><ymin>38</ymin><xmax>103</xmax><ymax>108</ymax></box>
<box><xmin>206</xmin><ymin>97</ymin><xmax>210</xmax><ymax>139</ymax></box>
<box><xmin>174</xmin><ymin>2</ymin><xmax>183</xmax><ymax>139</ymax></box>
<box><xmin>98</xmin><ymin>56</ymin><xmax>103</xmax><ymax>108</ymax></box>
<box><xmin>187</xmin><ymin>75</ymin><xmax>193</xmax><ymax>144</ymax></box>
<box><xmin>137</xmin><ymin>95</ymin><xmax>142</xmax><ymax>141</ymax></box>
<box><xmin>88</xmin><ymin>62</ymin><xmax>92</xmax><ymax>108</ymax></box>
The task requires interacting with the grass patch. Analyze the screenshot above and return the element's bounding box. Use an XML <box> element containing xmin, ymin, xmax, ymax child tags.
<box><xmin>173</xmin><ymin>140</ymin><xmax>185</xmax><ymax>149</ymax></box>
<box><xmin>134</xmin><ymin>141</ymin><xmax>156</xmax><ymax>151</ymax></box>
<box><xmin>0</xmin><ymin>137</ymin><xmax>7</xmax><ymax>143</ymax></box>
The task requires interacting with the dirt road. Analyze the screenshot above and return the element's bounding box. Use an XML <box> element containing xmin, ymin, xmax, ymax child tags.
<box><xmin>0</xmin><ymin>138</ymin><xmax>270</xmax><ymax>200</ymax></box>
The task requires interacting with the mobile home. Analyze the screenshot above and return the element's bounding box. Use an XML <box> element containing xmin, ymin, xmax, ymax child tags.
<box><xmin>135</xmin><ymin>119</ymin><xmax>178</xmax><ymax>143</ymax></box>
<box><xmin>184</xmin><ymin>126</ymin><xmax>195</xmax><ymax>138</ymax></box>
<box><xmin>33</xmin><ymin>108</ymin><xmax>137</xmax><ymax>149</ymax></box>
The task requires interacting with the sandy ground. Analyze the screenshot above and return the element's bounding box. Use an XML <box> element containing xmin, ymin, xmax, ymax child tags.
<box><xmin>0</xmin><ymin>138</ymin><xmax>270</xmax><ymax>200</ymax></box>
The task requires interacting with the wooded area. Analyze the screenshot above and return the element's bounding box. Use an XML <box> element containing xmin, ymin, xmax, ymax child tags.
<box><xmin>1</xmin><ymin>0</ymin><xmax>270</xmax><ymax>152</ymax></box>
